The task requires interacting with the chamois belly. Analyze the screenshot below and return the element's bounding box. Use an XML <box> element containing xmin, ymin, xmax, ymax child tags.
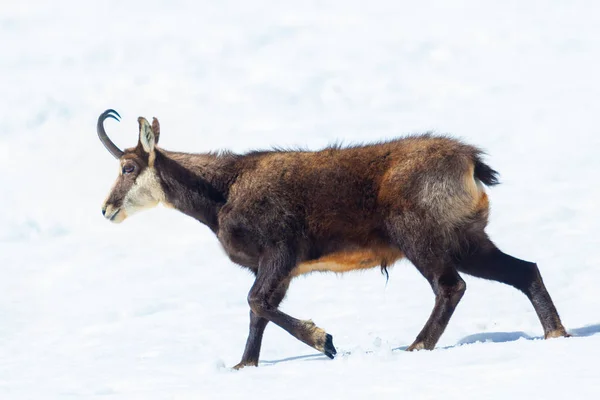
<box><xmin>292</xmin><ymin>247</ymin><xmax>404</xmax><ymax>277</ymax></box>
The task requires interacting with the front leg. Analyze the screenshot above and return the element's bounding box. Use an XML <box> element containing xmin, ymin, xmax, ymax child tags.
<box><xmin>245</xmin><ymin>249</ymin><xmax>337</xmax><ymax>364</ymax></box>
<box><xmin>233</xmin><ymin>279</ymin><xmax>290</xmax><ymax>370</ymax></box>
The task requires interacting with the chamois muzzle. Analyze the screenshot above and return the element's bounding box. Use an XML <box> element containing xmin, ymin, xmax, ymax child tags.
<box><xmin>97</xmin><ymin>109</ymin><xmax>124</xmax><ymax>159</ymax></box>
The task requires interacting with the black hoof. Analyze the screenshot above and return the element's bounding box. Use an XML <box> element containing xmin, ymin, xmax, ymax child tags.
<box><xmin>324</xmin><ymin>333</ymin><xmax>337</xmax><ymax>359</ymax></box>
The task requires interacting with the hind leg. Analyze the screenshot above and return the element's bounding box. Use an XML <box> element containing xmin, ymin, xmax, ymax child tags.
<box><xmin>405</xmin><ymin>253</ymin><xmax>467</xmax><ymax>351</ymax></box>
<box><xmin>458</xmin><ymin>238</ymin><xmax>568</xmax><ymax>338</ymax></box>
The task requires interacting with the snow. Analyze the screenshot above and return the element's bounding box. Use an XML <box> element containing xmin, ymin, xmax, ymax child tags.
<box><xmin>1</xmin><ymin>0</ymin><xmax>599</xmax><ymax>398</ymax></box>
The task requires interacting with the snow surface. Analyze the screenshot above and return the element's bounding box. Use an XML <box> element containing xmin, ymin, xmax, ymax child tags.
<box><xmin>1</xmin><ymin>0</ymin><xmax>600</xmax><ymax>398</ymax></box>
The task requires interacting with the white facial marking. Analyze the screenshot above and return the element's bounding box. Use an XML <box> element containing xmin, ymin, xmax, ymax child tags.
<box><xmin>121</xmin><ymin>167</ymin><xmax>165</xmax><ymax>217</ymax></box>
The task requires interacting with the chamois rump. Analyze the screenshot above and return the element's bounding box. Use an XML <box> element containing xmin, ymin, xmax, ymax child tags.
<box><xmin>98</xmin><ymin>109</ymin><xmax>569</xmax><ymax>369</ymax></box>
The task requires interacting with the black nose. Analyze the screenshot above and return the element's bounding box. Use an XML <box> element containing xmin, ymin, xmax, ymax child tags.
<box><xmin>102</xmin><ymin>207</ymin><xmax>106</xmax><ymax>216</ymax></box>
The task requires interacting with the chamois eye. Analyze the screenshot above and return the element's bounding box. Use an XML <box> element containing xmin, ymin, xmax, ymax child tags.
<box><xmin>123</xmin><ymin>164</ymin><xmax>135</xmax><ymax>174</ymax></box>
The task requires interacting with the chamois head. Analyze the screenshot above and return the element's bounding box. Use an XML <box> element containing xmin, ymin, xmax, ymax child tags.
<box><xmin>98</xmin><ymin>109</ymin><xmax>165</xmax><ymax>223</ymax></box>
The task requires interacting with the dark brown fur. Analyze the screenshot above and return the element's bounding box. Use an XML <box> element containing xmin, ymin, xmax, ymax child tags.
<box><xmin>101</xmin><ymin>119</ymin><xmax>569</xmax><ymax>369</ymax></box>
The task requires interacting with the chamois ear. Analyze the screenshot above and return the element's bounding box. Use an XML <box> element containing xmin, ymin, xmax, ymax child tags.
<box><xmin>138</xmin><ymin>117</ymin><xmax>156</xmax><ymax>154</ymax></box>
<box><xmin>151</xmin><ymin>117</ymin><xmax>160</xmax><ymax>145</ymax></box>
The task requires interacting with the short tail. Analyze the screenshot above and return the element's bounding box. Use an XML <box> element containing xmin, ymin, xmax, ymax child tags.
<box><xmin>473</xmin><ymin>156</ymin><xmax>500</xmax><ymax>186</ymax></box>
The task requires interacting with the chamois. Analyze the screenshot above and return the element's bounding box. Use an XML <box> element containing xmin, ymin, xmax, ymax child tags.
<box><xmin>98</xmin><ymin>109</ymin><xmax>569</xmax><ymax>369</ymax></box>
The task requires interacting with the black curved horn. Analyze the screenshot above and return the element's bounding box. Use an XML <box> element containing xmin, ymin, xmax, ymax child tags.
<box><xmin>97</xmin><ymin>109</ymin><xmax>124</xmax><ymax>159</ymax></box>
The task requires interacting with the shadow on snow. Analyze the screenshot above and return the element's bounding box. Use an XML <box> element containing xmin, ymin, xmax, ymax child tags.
<box><xmin>260</xmin><ymin>353</ymin><xmax>330</xmax><ymax>366</ymax></box>
<box><xmin>259</xmin><ymin>323</ymin><xmax>600</xmax><ymax>366</ymax></box>
<box><xmin>452</xmin><ymin>322</ymin><xmax>600</xmax><ymax>347</ymax></box>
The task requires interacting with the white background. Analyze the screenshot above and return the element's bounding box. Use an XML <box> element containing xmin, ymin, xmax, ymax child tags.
<box><xmin>1</xmin><ymin>1</ymin><xmax>599</xmax><ymax>398</ymax></box>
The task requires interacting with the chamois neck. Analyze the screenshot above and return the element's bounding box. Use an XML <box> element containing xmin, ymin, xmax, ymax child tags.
<box><xmin>154</xmin><ymin>149</ymin><xmax>236</xmax><ymax>232</ymax></box>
